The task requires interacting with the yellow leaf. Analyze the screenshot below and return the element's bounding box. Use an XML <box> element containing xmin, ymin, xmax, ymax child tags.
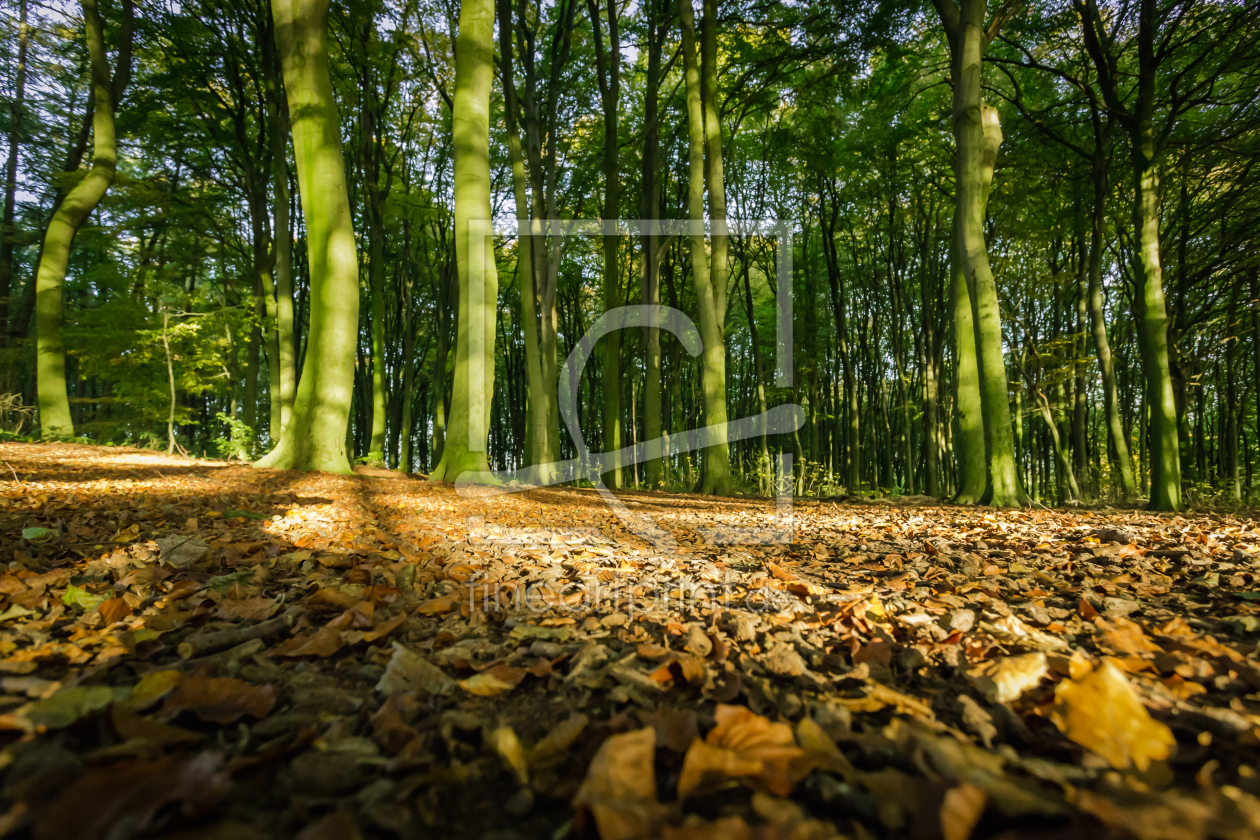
<box><xmin>112</xmin><ymin>523</ymin><xmax>142</xmax><ymax>543</ymax></box>
<box><xmin>574</xmin><ymin>728</ymin><xmax>660</xmax><ymax>840</ymax></box>
<box><xmin>1051</xmin><ymin>659</ymin><xmax>1176</xmax><ymax>771</ymax></box>
<box><xmin>966</xmin><ymin>653</ymin><xmax>1048</xmax><ymax>703</ymax></box>
<box><xmin>941</xmin><ymin>783</ymin><xmax>988</xmax><ymax>840</ymax></box>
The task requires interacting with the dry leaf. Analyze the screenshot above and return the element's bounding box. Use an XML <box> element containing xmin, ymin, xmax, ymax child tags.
<box><xmin>376</xmin><ymin>642</ymin><xmax>454</xmax><ymax>696</ymax></box>
<box><xmin>574</xmin><ymin>727</ymin><xmax>660</xmax><ymax>840</ymax></box>
<box><xmin>1051</xmin><ymin>659</ymin><xmax>1176</xmax><ymax>771</ymax></box>
<box><xmin>678</xmin><ymin>704</ymin><xmax>807</xmax><ymax>799</ymax></box>
<box><xmin>941</xmin><ymin>783</ymin><xmax>988</xmax><ymax>840</ymax></box>
<box><xmin>458</xmin><ymin>663</ymin><xmax>526</xmax><ymax>697</ymax></box>
<box><xmin>161</xmin><ymin>675</ymin><xmax>276</xmax><ymax>724</ymax></box>
<box><xmin>966</xmin><ymin>653</ymin><xmax>1048</xmax><ymax>703</ymax></box>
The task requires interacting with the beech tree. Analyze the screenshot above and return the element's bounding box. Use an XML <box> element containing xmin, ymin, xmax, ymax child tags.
<box><xmin>34</xmin><ymin>0</ymin><xmax>131</xmax><ymax>439</ymax></box>
<box><xmin>254</xmin><ymin>0</ymin><xmax>360</xmax><ymax>472</ymax></box>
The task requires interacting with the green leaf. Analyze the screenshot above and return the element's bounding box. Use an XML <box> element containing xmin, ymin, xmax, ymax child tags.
<box><xmin>62</xmin><ymin>585</ymin><xmax>108</xmax><ymax>611</ymax></box>
<box><xmin>24</xmin><ymin>685</ymin><xmax>129</xmax><ymax>730</ymax></box>
<box><xmin>21</xmin><ymin>527</ymin><xmax>57</xmax><ymax>543</ymax></box>
<box><xmin>222</xmin><ymin>509</ymin><xmax>268</xmax><ymax>521</ymax></box>
<box><xmin>1235</xmin><ymin>592</ymin><xmax>1260</xmax><ymax>601</ymax></box>
<box><xmin>208</xmin><ymin>569</ymin><xmax>254</xmax><ymax>594</ymax></box>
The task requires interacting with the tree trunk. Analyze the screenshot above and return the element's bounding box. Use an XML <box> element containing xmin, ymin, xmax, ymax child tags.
<box><xmin>1085</xmin><ymin>128</ymin><xmax>1137</xmax><ymax>499</ymax></box>
<box><xmin>1131</xmin><ymin>145</ymin><xmax>1181</xmax><ymax>510</ymax></box>
<box><xmin>367</xmin><ymin>193</ymin><xmax>388</xmax><ymax>459</ymax></box>
<box><xmin>498</xmin><ymin>0</ymin><xmax>555</xmax><ymax>485</ymax></box>
<box><xmin>679</xmin><ymin>0</ymin><xmax>732</xmax><ymax>495</ymax></box>
<box><xmin>641</xmin><ymin>0</ymin><xmax>666</xmax><ymax>489</ymax></box>
<box><xmin>255</xmin><ymin>0</ymin><xmax>359</xmax><ymax>473</ymax></box>
<box><xmin>588</xmin><ymin>0</ymin><xmax>622</xmax><ymax>488</ymax></box>
<box><xmin>0</xmin><ymin>0</ymin><xmax>29</xmax><ymax>342</ymax></box>
<box><xmin>937</xmin><ymin>0</ymin><xmax>1021</xmax><ymax>505</ymax></box>
<box><xmin>35</xmin><ymin>0</ymin><xmax>130</xmax><ymax>439</ymax></box>
<box><xmin>428</xmin><ymin>0</ymin><xmax>499</xmax><ymax>482</ymax></box>
<box><xmin>951</xmin><ymin>248</ymin><xmax>986</xmax><ymax>502</ymax></box>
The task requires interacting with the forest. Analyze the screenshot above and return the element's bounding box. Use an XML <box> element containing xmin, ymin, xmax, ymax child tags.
<box><xmin>1</xmin><ymin>1</ymin><xmax>1260</xmax><ymax>839</ymax></box>
<box><xmin>2</xmin><ymin>0</ymin><xmax>1257</xmax><ymax>509</ymax></box>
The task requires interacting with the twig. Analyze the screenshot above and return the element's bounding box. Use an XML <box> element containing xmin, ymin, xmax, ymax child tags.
<box><xmin>3</xmin><ymin>462</ymin><xmax>18</xmax><ymax>483</ymax></box>
<box><xmin>176</xmin><ymin>605</ymin><xmax>305</xmax><ymax>660</ymax></box>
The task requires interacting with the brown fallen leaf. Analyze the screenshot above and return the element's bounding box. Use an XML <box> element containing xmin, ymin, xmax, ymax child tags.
<box><xmin>941</xmin><ymin>783</ymin><xmax>988</xmax><ymax>840</ymax></box>
<box><xmin>216</xmin><ymin>597</ymin><xmax>279</xmax><ymax>622</ymax></box>
<box><xmin>529</xmin><ymin>713</ymin><xmax>589</xmax><ymax>767</ymax></box>
<box><xmin>574</xmin><ymin>727</ymin><xmax>661</xmax><ymax>840</ymax></box>
<box><xmin>161</xmin><ymin>675</ymin><xmax>276</xmax><ymax>724</ymax></box>
<box><xmin>33</xmin><ymin>751</ymin><xmax>229</xmax><ymax>840</ymax></box>
<box><xmin>458</xmin><ymin>663</ymin><xmax>527</xmax><ymax>697</ymax></box>
<box><xmin>966</xmin><ymin>653</ymin><xmax>1048</xmax><ymax>703</ymax></box>
<box><xmin>1051</xmin><ymin>658</ymin><xmax>1176</xmax><ymax>771</ymax></box>
<box><xmin>376</xmin><ymin>643</ymin><xmax>454</xmax><ymax>696</ymax></box>
<box><xmin>110</xmin><ymin>705</ymin><xmax>204</xmax><ymax>748</ymax></box>
<box><xmin>417</xmin><ymin>593</ymin><xmax>460</xmax><ymax>615</ymax></box>
<box><xmin>269</xmin><ymin>625</ymin><xmax>344</xmax><ymax>658</ymax></box>
<box><xmin>97</xmin><ymin>597</ymin><xmax>132</xmax><ymax>624</ymax></box>
<box><xmin>678</xmin><ymin>704</ymin><xmax>808</xmax><ymax>799</ymax></box>
<box><xmin>1095</xmin><ymin>616</ymin><xmax>1163</xmax><ymax>656</ymax></box>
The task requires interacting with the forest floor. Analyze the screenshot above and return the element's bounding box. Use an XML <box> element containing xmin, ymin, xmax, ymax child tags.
<box><xmin>0</xmin><ymin>442</ymin><xmax>1259</xmax><ymax>840</ymax></box>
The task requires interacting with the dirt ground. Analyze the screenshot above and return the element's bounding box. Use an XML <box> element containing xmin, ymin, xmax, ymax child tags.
<box><xmin>0</xmin><ymin>441</ymin><xmax>1258</xmax><ymax>840</ymax></box>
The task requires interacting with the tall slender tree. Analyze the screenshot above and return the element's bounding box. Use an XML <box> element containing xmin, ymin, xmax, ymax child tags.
<box><xmin>34</xmin><ymin>0</ymin><xmax>132</xmax><ymax>439</ymax></box>
<box><xmin>255</xmin><ymin>0</ymin><xmax>360</xmax><ymax>472</ymax></box>
<box><xmin>428</xmin><ymin>0</ymin><xmax>499</xmax><ymax>482</ymax></box>
<box><xmin>933</xmin><ymin>0</ymin><xmax>1023</xmax><ymax>506</ymax></box>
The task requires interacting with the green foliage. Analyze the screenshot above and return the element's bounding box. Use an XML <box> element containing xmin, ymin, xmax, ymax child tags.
<box><xmin>357</xmin><ymin>451</ymin><xmax>388</xmax><ymax>469</ymax></box>
<box><xmin>213</xmin><ymin>412</ymin><xmax>259</xmax><ymax>462</ymax></box>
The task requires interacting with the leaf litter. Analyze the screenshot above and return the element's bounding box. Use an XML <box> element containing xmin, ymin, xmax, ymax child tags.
<box><xmin>0</xmin><ymin>442</ymin><xmax>1259</xmax><ymax>838</ymax></box>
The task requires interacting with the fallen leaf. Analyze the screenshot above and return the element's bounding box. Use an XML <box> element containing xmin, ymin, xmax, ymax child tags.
<box><xmin>33</xmin><ymin>752</ymin><xmax>229</xmax><ymax>840</ymax></box>
<box><xmin>24</xmin><ymin>685</ymin><xmax>122</xmax><ymax>730</ymax></box>
<box><xmin>678</xmin><ymin>704</ymin><xmax>807</xmax><ymax>799</ymax></box>
<box><xmin>490</xmin><ymin>725</ymin><xmax>530</xmax><ymax>785</ymax></box>
<box><xmin>1051</xmin><ymin>659</ymin><xmax>1176</xmax><ymax>771</ymax></box>
<box><xmin>967</xmin><ymin>653</ymin><xmax>1048</xmax><ymax>703</ymax></box>
<box><xmin>375</xmin><ymin>643</ymin><xmax>454</xmax><ymax>696</ymax></box>
<box><xmin>574</xmin><ymin>727</ymin><xmax>660</xmax><ymax>840</ymax></box>
<box><xmin>269</xmin><ymin>625</ymin><xmax>344</xmax><ymax>658</ymax></box>
<box><xmin>941</xmin><ymin>783</ymin><xmax>987</xmax><ymax>840</ymax></box>
<box><xmin>458</xmin><ymin>663</ymin><xmax>526</xmax><ymax>697</ymax></box>
<box><xmin>62</xmin><ymin>584</ymin><xmax>107</xmax><ymax>611</ymax></box>
<box><xmin>97</xmin><ymin>597</ymin><xmax>133</xmax><ymax>624</ymax></box>
<box><xmin>162</xmin><ymin>675</ymin><xmax>276</xmax><ymax>724</ymax></box>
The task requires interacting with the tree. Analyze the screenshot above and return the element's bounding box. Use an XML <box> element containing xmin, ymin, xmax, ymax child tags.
<box><xmin>679</xmin><ymin>0</ymin><xmax>732</xmax><ymax>496</ymax></box>
<box><xmin>428</xmin><ymin>0</ymin><xmax>498</xmax><ymax>482</ymax></box>
<box><xmin>254</xmin><ymin>0</ymin><xmax>360</xmax><ymax>472</ymax></box>
<box><xmin>933</xmin><ymin>0</ymin><xmax>1023</xmax><ymax>506</ymax></box>
<box><xmin>34</xmin><ymin>0</ymin><xmax>132</xmax><ymax>439</ymax></box>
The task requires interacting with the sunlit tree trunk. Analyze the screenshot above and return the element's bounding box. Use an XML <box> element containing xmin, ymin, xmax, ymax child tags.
<box><xmin>429</xmin><ymin>0</ymin><xmax>498</xmax><ymax>483</ymax></box>
<box><xmin>679</xmin><ymin>0</ymin><xmax>732</xmax><ymax>495</ymax></box>
<box><xmin>1130</xmin><ymin>141</ymin><xmax>1181</xmax><ymax>510</ymax></box>
<box><xmin>255</xmin><ymin>0</ymin><xmax>359</xmax><ymax>473</ymax></box>
<box><xmin>951</xmin><ymin>242</ymin><xmax>986</xmax><ymax>503</ymax></box>
<box><xmin>1076</xmin><ymin>0</ymin><xmax>1181</xmax><ymax>510</ymax></box>
<box><xmin>498</xmin><ymin>0</ymin><xmax>556</xmax><ymax>485</ymax></box>
<box><xmin>35</xmin><ymin>0</ymin><xmax>131</xmax><ymax>439</ymax></box>
<box><xmin>935</xmin><ymin>0</ymin><xmax>1022</xmax><ymax>505</ymax></box>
